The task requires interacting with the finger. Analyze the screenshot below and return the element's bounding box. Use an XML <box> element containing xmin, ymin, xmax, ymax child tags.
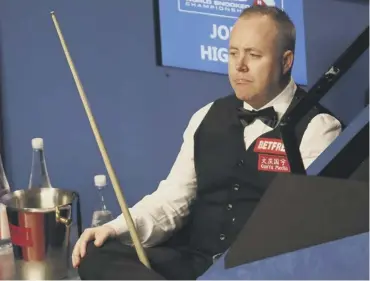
<box><xmin>71</xmin><ymin>240</ymin><xmax>82</xmax><ymax>268</ymax></box>
<box><xmin>72</xmin><ymin>253</ymin><xmax>80</xmax><ymax>268</ymax></box>
<box><xmin>78</xmin><ymin>229</ymin><xmax>94</xmax><ymax>258</ymax></box>
<box><xmin>80</xmin><ymin>239</ymin><xmax>88</xmax><ymax>258</ymax></box>
<box><xmin>72</xmin><ymin>238</ymin><xmax>81</xmax><ymax>255</ymax></box>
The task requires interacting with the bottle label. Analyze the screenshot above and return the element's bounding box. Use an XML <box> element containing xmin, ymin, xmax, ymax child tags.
<box><xmin>9</xmin><ymin>224</ymin><xmax>33</xmax><ymax>247</ymax></box>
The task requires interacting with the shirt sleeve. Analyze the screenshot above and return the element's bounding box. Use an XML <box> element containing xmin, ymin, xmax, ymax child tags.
<box><xmin>300</xmin><ymin>113</ymin><xmax>343</xmax><ymax>169</ymax></box>
<box><xmin>105</xmin><ymin>102</ymin><xmax>213</xmax><ymax>247</ymax></box>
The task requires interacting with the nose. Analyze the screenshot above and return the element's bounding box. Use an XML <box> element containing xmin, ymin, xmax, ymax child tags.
<box><xmin>236</xmin><ymin>55</ymin><xmax>248</xmax><ymax>72</ymax></box>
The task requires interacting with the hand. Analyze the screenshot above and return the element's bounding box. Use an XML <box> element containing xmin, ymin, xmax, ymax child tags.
<box><xmin>72</xmin><ymin>224</ymin><xmax>117</xmax><ymax>268</ymax></box>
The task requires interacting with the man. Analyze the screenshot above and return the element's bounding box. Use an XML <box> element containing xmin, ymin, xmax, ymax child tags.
<box><xmin>73</xmin><ymin>5</ymin><xmax>342</xmax><ymax>280</ymax></box>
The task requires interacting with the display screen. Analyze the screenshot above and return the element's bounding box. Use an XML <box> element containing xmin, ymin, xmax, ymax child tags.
<box><xmin>157</xmin><ymin>0</ymin><xmax>307</xmax><ymax>85</ymax></box>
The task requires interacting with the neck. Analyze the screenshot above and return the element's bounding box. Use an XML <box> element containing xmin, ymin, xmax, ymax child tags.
<box><xmin>248</xmin><ymin>77</ymin><xmax>291</xmax><ymax>109</ymax></box>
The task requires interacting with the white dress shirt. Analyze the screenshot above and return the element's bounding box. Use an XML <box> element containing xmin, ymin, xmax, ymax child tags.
<box><xmin>106</xmin><ymin>78</ymin><xmax>342</xmax><ymax>247</ymax></box>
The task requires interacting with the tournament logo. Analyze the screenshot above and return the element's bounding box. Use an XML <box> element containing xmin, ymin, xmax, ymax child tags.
<box><xmin>178</xmin><ymin>0</ymin><xmax>284</xmax><ymax>19</ymax></box>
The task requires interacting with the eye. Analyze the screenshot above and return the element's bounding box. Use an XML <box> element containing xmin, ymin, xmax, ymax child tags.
<box><xmin>250</xmin><ymin>53</ymin><xmax>261</xmax><ymax>58</ymax></box>
<box><xmin>229</xmin><ymin>51</ymin><xmax>238</xmax><ymax>57</ymax></box>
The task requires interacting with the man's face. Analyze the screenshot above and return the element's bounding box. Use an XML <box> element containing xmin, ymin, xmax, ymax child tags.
<box><xmin>228</xmin><ymin>15</ymin><xmax>286</xmax><ymax>106</ymax></box>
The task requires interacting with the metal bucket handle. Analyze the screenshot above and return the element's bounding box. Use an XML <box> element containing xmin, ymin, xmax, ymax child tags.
<box><xmin>55</xmin><ymin>205</ymin><xmax>72</xmax><ymax>226</ymax></box>
<box><xmin>55</xmin><ymin>191</ymin><xmax>82</xmax><ymax>237</ymax></box>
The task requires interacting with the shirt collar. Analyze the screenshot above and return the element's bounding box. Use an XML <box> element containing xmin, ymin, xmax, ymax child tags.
<box><xmin>243</xmin><ymin>77</ymin><xmax>297</xmax><ymax>121</ymax></box>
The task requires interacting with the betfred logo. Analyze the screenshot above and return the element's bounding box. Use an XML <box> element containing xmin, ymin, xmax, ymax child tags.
<box><xmin>254</xmin><ymin>138</ymin><xmax>285</xmax><ymax>155</ymax></box>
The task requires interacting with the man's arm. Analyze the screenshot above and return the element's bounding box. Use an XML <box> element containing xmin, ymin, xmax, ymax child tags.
<box><xmin>300</xmin><ymin>113</ymin><xmax>343</xmax><ymax>169</ymax></box>
<box><xmin>105</xmin><ymin>103</ymin><xmax>213</xmax><ymax>247</ymax></box>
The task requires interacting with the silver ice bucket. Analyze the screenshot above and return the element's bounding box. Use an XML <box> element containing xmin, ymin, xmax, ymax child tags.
<box><xmin>1</xmin><ymin>188</ymin><xmax>82</xmax><ymax>280</ymax></box>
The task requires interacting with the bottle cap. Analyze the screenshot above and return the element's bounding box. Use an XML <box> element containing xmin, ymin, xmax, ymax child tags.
<box><xmin>32</xmin><ymin>138</ymin><xmax>44</xmax><ymax>149</ymax></box>
<box><xmin>94</xmin><ymin>175</ymin><xmax>107</xmax><ymax>187</ymax></box>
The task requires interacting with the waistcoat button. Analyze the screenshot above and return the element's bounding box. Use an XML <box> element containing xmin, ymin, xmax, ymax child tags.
<box><xmin>233</xmin><ymin>183</ymin><xmax>240</xmax><ymax>191</ymax></box>
<box><xmin>219</xmin><ymin>234</ymin><xmax>226</xmax><ymax>240</ymax></box>
<box><xmin>227</xmin><ymin>204</ymin><xmax>233</xmax><ymax>210</ymax></box>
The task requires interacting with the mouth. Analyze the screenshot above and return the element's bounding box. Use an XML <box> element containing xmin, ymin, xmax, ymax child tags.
<box><xmin>234</xmin><ymin>78</ymin><xmax>252</xmax><ymax>84</ymax></box>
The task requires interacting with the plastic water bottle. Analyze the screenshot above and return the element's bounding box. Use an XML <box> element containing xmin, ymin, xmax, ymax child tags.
<box><xmin>0</xmin><ymin>154</ymin><xmax>12</xmax><ymax>252</ymax></box>
<box><xmin>28</xmin><ymin>138</ymin><xmax>52</xmax><ymax>189</ymax></box>
<box><xmin>91</xmin><ymin>175</ymin><xmax>114</xmax><ymax>227</ymax></box>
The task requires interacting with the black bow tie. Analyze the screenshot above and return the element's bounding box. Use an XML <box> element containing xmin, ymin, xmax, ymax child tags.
<box><xmin>237</xmin><ymin>106</ymin><xmax>278</xmax><ymax>128</ymax></box>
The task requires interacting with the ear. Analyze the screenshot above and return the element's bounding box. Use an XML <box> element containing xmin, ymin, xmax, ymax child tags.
<box><xmin>282</xmin><ymin>50</ymin><xmax>294</xmax><ymax>75</ymax></box>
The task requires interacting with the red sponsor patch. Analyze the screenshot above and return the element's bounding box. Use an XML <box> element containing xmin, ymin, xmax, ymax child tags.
<box><xmin>254</xmin><ymin>138</ymin><xmax>286</xmax><ymax>155</ymax></box>
<box><xmin>9</xmin><ymin>224</ymin><xmax>33</xmax><ymax>247</ymax></box>
<box><xmin>258</xmin><ymin>154</ymin><xmax>291</xmax><ymax>173</ymax></box>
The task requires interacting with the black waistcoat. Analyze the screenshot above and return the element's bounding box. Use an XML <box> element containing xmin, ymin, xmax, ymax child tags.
<box><xmin>173</xmin><ymin>87</ymin><xmax>335</xmax><ymax>257</ymax></box>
